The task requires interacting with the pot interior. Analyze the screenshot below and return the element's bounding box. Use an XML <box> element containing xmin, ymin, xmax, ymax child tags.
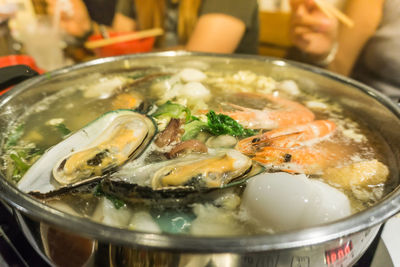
<box><xmin>0</xmin><ymin>52</ymin><xmax>400</xmax><ymax>250</ymax></box>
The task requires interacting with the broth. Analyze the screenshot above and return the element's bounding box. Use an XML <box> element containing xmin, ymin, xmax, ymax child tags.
<box><xmin>0</xmin><ymin>66</ymin><xmax>394</xmax><ymax>236</ymax></box>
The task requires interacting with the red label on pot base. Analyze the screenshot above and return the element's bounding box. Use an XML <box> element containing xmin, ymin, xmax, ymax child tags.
<box><xmin>325</xmin><ymin>241</ymin><xmax>353</xmax><ymax>265</ymax></box>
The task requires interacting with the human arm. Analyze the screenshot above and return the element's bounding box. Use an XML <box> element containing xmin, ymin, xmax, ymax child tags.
<box><xmin>46</xmin><ymin>0</ymin><xmax>92</xmax><ymax>37</ymax></box>
<box><xmin>289</xmin><ymin>0</ymin><xmax>384</xmax><ymax>76</ymax></box>
<box><xmin>290</xmin><ymin>0</ymin><xmax>338</xmax><ymax>57</ymax></box>
<box><xmin>185</xmin><ymin>13</ymin><xmax>245</xmax><ymax>53</ymax></box>
<box><xmin>184</xmin><ymin>0</ymin><xmax>257</xmax><ymax>54</ymax></box>
<box><xmin>111</xmin><ymin>13</ymin><xmax>136</xmax><ymax>32</ymax></box>
<box><xmin>46</xmin><ymin>0</ymin><xmax>136</xmax><ymax>38</ymax></box>
<box><xmin>328</xmin><ymin>0</ymin><xmax>384</xmax><ymax>75</ymax></box>
<box><xmin>111</xmin><ymin>0</ymin><xmax>136</xmax><ymax>32</ymax></box>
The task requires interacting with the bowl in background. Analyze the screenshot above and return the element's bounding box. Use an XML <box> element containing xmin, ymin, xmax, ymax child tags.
<box><xmin>0</xmin><ymin>54</ymin><xmax>44</xmax><ymax>95</ymax></box>
<box><xmin>0</xmin><ymin>54</ymin><xmax>44</xmax><ymax>74</ymax></box>
<box><xmin>88</xmin><ymin>32</ymin><xmax>155</xmax><ymax>57</ymax></box>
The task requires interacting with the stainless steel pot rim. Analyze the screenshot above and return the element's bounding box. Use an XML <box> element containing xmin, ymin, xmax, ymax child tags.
<box><xmin>1</xmin><ymin>51</ymin><xmax>400</xmax><ymax>252</ymax></box>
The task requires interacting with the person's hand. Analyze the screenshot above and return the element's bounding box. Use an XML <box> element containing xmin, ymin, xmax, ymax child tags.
<box><xmin>290</xmin><ymin>0</ymin><xmax>338</xmax><ymax>57</ymax></box>
<box><xmin>46</xmin><ymin>0</ymin><xmax>92</xmax><ymax>37</ymax></box>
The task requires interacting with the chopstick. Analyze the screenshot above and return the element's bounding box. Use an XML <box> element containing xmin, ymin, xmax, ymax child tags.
<box><xmin>84</xmin><ymin>28</ymin><xmax>164</xmax><ymax>49</ymax></box>
<box><xmin>314</xmin><ymin>0</ymin><xmax>354</xmax><ymax>28</ymax></box>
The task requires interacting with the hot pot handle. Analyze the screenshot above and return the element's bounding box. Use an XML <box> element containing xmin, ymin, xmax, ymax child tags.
<box><xmin>0</xmin><ymin>65</ymin><xmax>39</xmax><ymax>92</ymax></box>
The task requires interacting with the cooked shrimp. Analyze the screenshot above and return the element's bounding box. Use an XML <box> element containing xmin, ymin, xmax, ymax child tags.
<box><xmin>252</xmin><ymin>147</ymin><xmax>323</xmax><ymax>174</ymax></box>
<box><xmin>252</xmin><ymin>145</ymin><xmax>341</xmax><ymax>174</ymax></box>
<box><xmin>222</xmin><ymin>92</ymin><xmax>315</xmax><ymax>129</ymax></box>
<box><xmin>236</xmin><ymin>120</ymin><xmax>339</xmax><ymax>174</ymax></box>
<box><xmin>237</xmin><ymin>120</ymin><xmax>336</xmax><ymax>155</ymax></box>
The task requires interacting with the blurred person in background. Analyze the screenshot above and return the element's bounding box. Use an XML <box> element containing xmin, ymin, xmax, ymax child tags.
<box><xmin>47</xmin><ymin>0</ymin><xmax>259</xmax><ymax>54</ymax></box>
<box><xmin>83</xmin><ymin>0</ymin><xmax>117</xmax><ymax>26</ymax></box>
<box><xmin>289</xmin><ymin>0</ymin><xmax>400</xmax><ymax>99</ymax></box>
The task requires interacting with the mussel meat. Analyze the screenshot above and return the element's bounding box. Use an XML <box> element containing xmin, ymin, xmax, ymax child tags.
<box><xmin>18</xmin><ymin>110</ymin><xmax>157</xmax><ymax>194</ymax></box>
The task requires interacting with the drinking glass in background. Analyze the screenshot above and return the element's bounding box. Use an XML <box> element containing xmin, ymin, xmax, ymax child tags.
<box><xmin>0</xmin><ymin>18</ymin><xmax>13</xmax><ymax>56</ymax></box>
<box><xmin>19</xmin><ymin>15</ymin><xmax>66</xmax><ymax>71</ymax></box>
<box><xmin>0</xmin><ymin>2</ymin><xmax>18</xmax><ymax>56</ymax></box>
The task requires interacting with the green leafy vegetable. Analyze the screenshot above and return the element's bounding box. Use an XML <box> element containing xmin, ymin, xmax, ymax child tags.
<box><xmin>155</xmin><ymin>74</ymin><xmax>172</xmax><ymax>81</ymax></box>
<box><xmin>181</xmin><ymin>110</ymin><xmax>256</xmax><ymax>140</ymax></box>
<box><xmin>152</xmin><ymin>101</ymin><xmax>192</xmax><ymax>122</ymax></box>
<box><xmin>55</xmin><ymin>123</ymin><xmax>71</xmax><ymax>136</ymax></box>
<box><xmin>128</xmin><ymin>72</ymin><xmax>146</xmax><ymax>79</ymax></box>
<box><xmin>206</xmin><ymin>111</ymin><xmax>256</xmax><ymax>137</ymax></box>
<box><xmin>6</xmin><ymin>124</ymin><xmax>24</xmax><ymax>147</ymax></box>
<box><xmin>10</xmin><ymin>153</ymin><xmax>30</xmax><ymax>182</ymax></box>
<box><xmin>182</xmin><ymin>120</ymin><xmax>208</xmax><ymax>141</ymax></box>
<box><xmin>207</xmin><ymin>110</ymin><xmax>255</xmax><ymax>137</ymax></box>
<box><xmin>10</xmin><ymin>153</ymin><xmax>29</xmax><ymax>173</ymax></box>
<box><xmin>94</xmin><ymin>184</ymin><xmax>125</xmax><ymax>209</ymax></box>
<box><xmin>9</xmin><ymin>147</ymin><xmax>44</xmax><ymax>182</ymax></box>
<box><xmin>153</xmin><ymin>102</ymin><xmax>256</xmax><ymax>140</ymax></box>
<box><xmin>25</xmin><ymin>147</ymin><xmax>44</xmax><ymax>159</ymax></box>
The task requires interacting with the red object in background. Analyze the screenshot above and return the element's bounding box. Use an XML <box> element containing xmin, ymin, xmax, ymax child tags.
<box><xmin>88</xmin><ymin>32</ymin><xmax>155</xmax><ymax>57</ymax></box>
<box><xmin>0</xmin><ymin>55</ymin><xmax>44</xmax><ymax>74</ymax></box>
<box><xmin>0</xmin><ymin>55</ymin><xmax>44</xmax><ymax>95</ymax></box>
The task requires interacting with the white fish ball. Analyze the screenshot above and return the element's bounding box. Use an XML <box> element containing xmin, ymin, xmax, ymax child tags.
<box><xmin>178</xmin><ymin>68</ymin><xmax>207</xmax><ymax>82</ymax></box>
<box><xmin>277</xmin><ymin>80</ymin><xmax>300</xmax><ymax>95</ymax></box>
<box><xmin>92</xmin><ymin>198</ymin><xmax>131</xmax><ymax>228</ymax></box>
<box><xmin>301</xmin><ymin>179</ymin><xmax>352</xmax><ymax>226</ymax></box>
<box><xmin>128</xmin><ymin>211</ymin><xmax>161</xmax><ymax>233</ymax></box>
<box><xmin>83</xmin><ymin>77</ymin><xmax>126</xmax><ymax>99</ymax></box>
<box><xmin>241</xmin><ymin>172</ymin><xmax>351</xmax><ymax>231</ymax></box>
<box><xmin>180</xmin><ymin>82</ymin><xmax>211</xmax><ymax>101</ymax></box>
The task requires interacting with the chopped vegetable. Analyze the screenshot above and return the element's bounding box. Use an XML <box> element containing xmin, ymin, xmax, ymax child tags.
<box><xmin>6</xmin><ymin>124</ymin><xmax>24</xmax><ymax>147</ymax></box>
<box><xmin>12</xmin><ymin>154</ymin><xmax>29</xmax><ymax>170</ymax></box>
<box><xmin>55</xmin><ymin>123</ymin><xmax>71</xmax><ymax>136</ymax></box>
<box><xmin>182</xmin><ymin>111</ymin><xmax>256</xmax><ymax>140</ymax></box>
<box><xmin>152</xmin><ymin>101</ymin><xmax>192</xmax><ymax>122</ymax></box>
<box><xmin>94</xmin><ymin>184</ymin><xmax>125</xmax><ymax>209</ymax></box>
<box><xmin>155</xmin><ymin>74</ymin><xmax>172</xmax><ymax>81</ymax></box>
<box><xmin>8</xmin><ymin>147</ymin><xmax>45</xmax><ymax>182</ymax></box>
<box><xmin>10</xmin><ymin>153</ymin><xmax>30</xmax><ymax>182</ymax></box>
<box><xmin>128</xmin><ymin>72</ymin><xmax>147</xmax><ymax>79</ymax></box>
<box><xmin>182</xmin><ymin>120</ymin><xmax>208</xmax><ymax>141</ymax></box>
<box><xmin>206</xmin><ymin>111</ymin><xmax>256</xmax><ymax>137</ymax></box>
<box><xmin>153</xmin><ymin>102</ymin><xmax>255</xmax><ymax>140</ymax></box>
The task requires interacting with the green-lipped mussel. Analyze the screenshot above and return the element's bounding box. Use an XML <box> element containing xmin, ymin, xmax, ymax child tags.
<box><xmin>18</xmin><ymin>110</ymin><xmax>157</xmax><ymax>194</ymax></box>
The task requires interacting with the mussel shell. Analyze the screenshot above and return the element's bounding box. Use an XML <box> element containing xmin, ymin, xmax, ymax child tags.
<box><xmin>29</xmin><ymin>178</ymin><xmax>101</xmax><ymax>200</ymax></box>
<box><xmin>219</xmin><ymin>161</ymin><xmax>265</xmax><ymax>188</ymax></box>
<box><xmin>150</xmin><ymin>149</ymin><xmax>260</xmax><ymax>190</ymax></box>
<box><xmin>53</xmin><ymin>110</ymin><xmax>157</xmax><ymax>185</ymax></box>
<box><xmin>102</xmin><ymin>179</ymin><xmax>199</xmax><ymax>201</ymax></box>
<box><xmin>103</xmin><ymin>162</ymin><xmax>265</xmax><ymax>204</ymax></box>
<box><xmin>18</xmin><ymin>110</ymin><xmax>157</xmax><ymax>194</ymax></box>
<box><xmin>29</xmin><ymin>161</ymin><xmax>264</xmax><ymax>209</ymax></box>
<box><xmin>100</xmin><ymin>179</ymin><xmax>228</xmax><ymax>207</ymax></box>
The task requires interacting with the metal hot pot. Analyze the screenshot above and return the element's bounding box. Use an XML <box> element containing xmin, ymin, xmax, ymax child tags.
<box><xmin>0</xmin><ymin>52</ymin><xmax>399</xmax><ymax>267</ymax></box>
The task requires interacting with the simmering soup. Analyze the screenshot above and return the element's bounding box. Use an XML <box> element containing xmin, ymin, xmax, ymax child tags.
<box><xmin>0</xmin><ymin>64</ymin><xmax>394</xmax><ymax>236</ymax></box>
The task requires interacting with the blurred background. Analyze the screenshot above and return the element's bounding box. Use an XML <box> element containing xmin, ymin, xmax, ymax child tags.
<box><xmin>0</xmin><ymin>0</ymin><xmax>344</xmax><ymax>72</ymax></box>
<box><xmin>0</xmin><ymin>1</ymin><xmax>399</xmax><ymax>267</ymax></box>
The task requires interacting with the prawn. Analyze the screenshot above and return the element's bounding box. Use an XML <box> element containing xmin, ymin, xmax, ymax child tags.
<box><xmin>252</xmin><ymin>142</ymin><xmax>350</xmax><ymax>175</ymax></box>
<box><xmin>252</xmin><ymin>147</ymin><xmax>326</xmax><ymax>174</ymax></box>
<box><xmin>236</xmin><ymin>120</ymin><xmax>338</xmax><ymax>174</ymax></box>
<box><xmin>237</xmin><ymin>120</ymin><xmax>336</xmax><ymax>155</ymax></box>
<box><xmin>222</xmin><ymin>92</ymin><xmax>315</xmax><ymax>129</ymax></box>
